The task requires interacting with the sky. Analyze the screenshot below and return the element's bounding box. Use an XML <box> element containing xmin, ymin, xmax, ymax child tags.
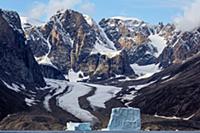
<box><xmin>0</xmin><ymin>0</ymin><xmax>197</xmax><ymax>25</ymax></box>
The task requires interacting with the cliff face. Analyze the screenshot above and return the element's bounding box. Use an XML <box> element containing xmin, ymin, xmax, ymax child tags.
<box><xmin>0</xmin><ymin>9</ymin><xmax>45</xmax><ymax>120</ymax></box>
<box><xmin>0</xmin><ymin>9</ymin><xmax>45</xmax><ymax>88</ymax></box>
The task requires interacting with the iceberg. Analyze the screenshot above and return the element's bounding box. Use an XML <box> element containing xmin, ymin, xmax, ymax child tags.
<box><xmin>107</xmin><ymin>107</ymin><xmax>141</xmax><ymax>131</ymax></box>
<box><xmin>66</xmin><ymin>122</ymin><xmax>92</xmax><ymax>131</ymax></box>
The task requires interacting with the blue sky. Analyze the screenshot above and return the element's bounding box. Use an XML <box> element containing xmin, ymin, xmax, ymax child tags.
<box><xmin>0</xmin><ymin>0</ymin><xmax>196</xmax><ymax>24</ymax></box>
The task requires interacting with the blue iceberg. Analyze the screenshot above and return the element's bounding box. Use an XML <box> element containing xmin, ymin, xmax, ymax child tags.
<box><xmin>107</xmin><ymin>107</ymin><xmax>141</xmax><ymax>131</ymax></box>
<box><xmin>66</xmin><ymin>122</ymin><xmax>91</xmax><ymax>131</ymax></box>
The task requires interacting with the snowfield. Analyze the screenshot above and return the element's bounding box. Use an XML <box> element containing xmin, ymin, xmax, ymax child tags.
<box><xmin>43</xmin><ymin>78</ymin><xmax>121</xmax><ymax>123</ymax></box>
<box><xmin>57</xmin><ymin>82</ymin><xmax>97</xmax><ymax>123</ymax></box>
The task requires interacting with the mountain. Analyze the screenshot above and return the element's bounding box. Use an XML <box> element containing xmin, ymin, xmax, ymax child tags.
<box><xmin>23</xmin><ymin>10</ymin><xmax>134</xmax><ymax>81</ymax></box>
<box><xmin>99</xmin><ymin>17</ymin><xmax>200</xmax><ymax>78</ymax></box>
<box><xmin>23</xmin><ymin>10</ymin><xmax>200</xmax><ymax>81</ymax></box>
<box><xmin>0</xmin><ymin>9</ymin><xmax>45</xmax><ymax>87</ymax></box>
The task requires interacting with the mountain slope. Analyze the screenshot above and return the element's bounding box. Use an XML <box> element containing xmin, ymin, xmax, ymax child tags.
<box><xmin>0</xmin><ymin>80</ymin><xmax>27</xmax><ymax>120</ymax></box>
<box><xmin>125</xmin><ymin>53</ymin><xmax>200</xmax><ymax>119</ymax></box>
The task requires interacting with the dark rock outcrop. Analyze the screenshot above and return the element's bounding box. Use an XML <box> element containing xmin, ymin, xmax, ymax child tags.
<box><xmin>39</xmin><ymin>64</ymin><xmax>66</xmax><ymax>80</ymax></box>
<box><xmin>0</xmin><ymin>80</ymin><xmax>27</xmax><ymax>120</ymax></box>
<box><xmin>80</xmin><ymin>51</ymin><xmax>134</xmax><ymax>81</ymax></box>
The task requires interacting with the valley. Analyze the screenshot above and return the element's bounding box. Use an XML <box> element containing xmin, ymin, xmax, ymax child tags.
<box><xmin>0</xmin><ymin>6</ymin><xmax>200</xmax><ymax>131</ymax></box>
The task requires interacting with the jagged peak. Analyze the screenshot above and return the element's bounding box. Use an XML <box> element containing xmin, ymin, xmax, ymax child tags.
<box><xmin>0</xmin><ymin>9</ymin><xmax>23</xmax><ymax>33</ymax></box>
<box><xmin>83</xmin><ymin>14</ymin><xmax>95</xmax><ymax>26</ymax></box>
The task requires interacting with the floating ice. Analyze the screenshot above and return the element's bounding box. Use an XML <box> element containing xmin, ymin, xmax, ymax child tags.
<box><xmin>107</xmin><ymin>107</ymin><xmax>141</xmax><ymax>131</ymax></box>
<box><xmin>66</xmin><ymin>122</ymin><xmax>92</xmax><ymax>131</ymax></box>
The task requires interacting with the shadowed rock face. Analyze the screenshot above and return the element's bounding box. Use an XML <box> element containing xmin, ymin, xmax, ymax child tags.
<box><xmin>39</xmin><ymin>64</ymin><xmax>66</xmax><ymax>80</ymax></box>
<box><xmin>24</xmin><ymin>10</ymin><xmax>135</xmax><ymax>80</ymax></box>
<box><xmin>0</xmin><ymin>9</ymin><xmax>45</xmax><ymax>88</ymax></box>
<box><xmin>0</xmin><ymin>80</ymin><xmax>27</xmax><ymax>120</ymax></box>
<box><xmin>129</xmin><ymin>53</ymin><xmax>200</xmax><ymax>119</ymax></box>
<box><xmin>0</xmin><ymin>9</ymin><xmax>46</xmax><ymax>120</ymax></box>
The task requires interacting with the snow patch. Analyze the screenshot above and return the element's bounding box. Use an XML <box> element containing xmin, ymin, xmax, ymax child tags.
<box><xmin>25</xmin><ymin>98</ymin><xmax>36</xmax><ymax>106</ymax></box>
<box><xmin>129</xmin><ymin>81</ymin><xmax>156</xmax><ymax>90</ymax></box>
<box><xmin>35</xmin><ymin>56</ymin><xmax>58</xmax><ymax>69</ymax></box>
<box><xmin>97</xmin><ymin>24</ymin><xmax>117</xmax><ymax>50</ymax></box>
<box><xmin>121</xmin><ymin>81</ymin><xmax>156</xmax><ymax>103</ymax></box>
<box><xmin>149</xmin><ymin>34</ymin><xmax>167</xmax><ymax>57</ymax></box>
<box><xmin>83</xmin><ymin>15</ymin><xmax>94</xmax><ymax>26</ymax></box>
<box><xmin>131</xmin><ymin>63</ymin><xmax>161</xmax><ymax>78</ymax></box>
<box><xmin>91</xmin><ymin>41</ymin><xmax>121</xmax><ymax>58</ymax></box>
<box><xmin>68</xmin><ymin>69</ymin><xmax>89</xmax><ymax>82</ymax></box>
<box><xmin>154</xmin><ymin>114</ymin><xmax>195</xmax><ymax>121</ymax></box>
<box><xmin>43</xmin><ymin>94</ymin><xmax>52</xmax><ymax>112</ymax></box>
<box><xmin>2</xmin><ymin>81</ymin><xmax>22</xmax><ymax>92</ymax></box>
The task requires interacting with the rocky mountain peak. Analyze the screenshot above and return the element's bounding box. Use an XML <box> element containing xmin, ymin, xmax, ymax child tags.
<box><xmin>23</xmin><ymin>9</ymin><xmax>134</xmax><ymax>81</ymax></box>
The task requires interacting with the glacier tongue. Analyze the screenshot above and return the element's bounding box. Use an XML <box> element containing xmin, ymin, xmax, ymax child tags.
<box><xmin>43</xmin><ymin>78</ymin><xmax>121</xmax><ymax>124</ymax></box>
